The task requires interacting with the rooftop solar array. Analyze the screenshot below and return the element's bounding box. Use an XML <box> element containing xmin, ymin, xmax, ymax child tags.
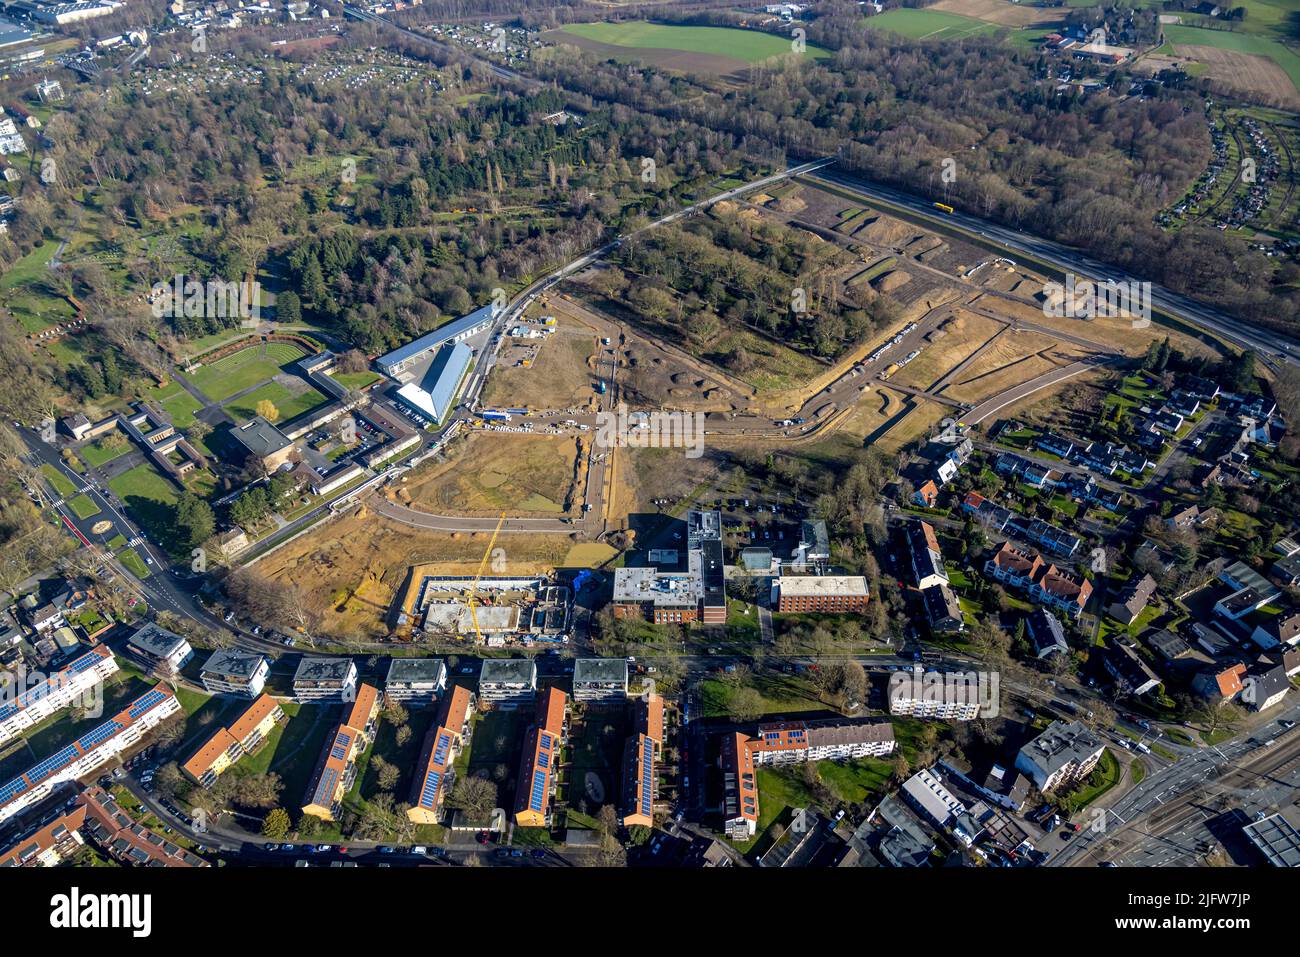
<box><xmin>27</xmin><ymin>744</ymin><xmax>79</xmax><ymax>784</ymax></box>
<box><xmin>0</xmin><ymin>777</ymin><xmax>28</xmax><ymax>805</ymax></box>
<box><xmin>128</xmin><ymin>689</ymin><xmax>168</xmax><ymax>720</ymax></box>
<box><xmin>640</xmin><ymin>737</ymin><xmax>655</xmax><ymax>816</ymax></box>
<box><xmin>329</xmin><ymin>730</ymin><xmax>353</xmax><ymax>762</ymax></box>
<box><xmin>312</xmin><ymin>766</ymin><xmax>339</xmax><ymax>807</ymax></box>
<box><xmin>418</xmin><ymin>770</ymin><xmax>442</xmax><ymax>809</ymax></box>
<box><xmin>75</xmin><ymin>720</ymin><xmax>123</xmax><ymax>752</ymax></box>
<box><xmin>528</xmin><ymin>769</ymin><xmax>547</xmax><ymax>813</ymax></box>
<box><xmin>432</xmin><ymin>731</ymin><xmax>451</xmax><ymax>766</ymax></box>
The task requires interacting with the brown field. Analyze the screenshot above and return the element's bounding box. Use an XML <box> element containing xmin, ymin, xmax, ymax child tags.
<box><xmin>398</xmin><ymin>432</ymin><xmax>582</xmax><ymax>515</ymax></box>
<box><xmin>481</xmin><ymin>316</ymin><xmax>598</xmax><ymax>410</ymax></box>
<box><xmin>1175</xmin><ymin>45</ymin><xmax>1300</xmax><ymax>111</ymax></box>
<box><xmin>931</xmin><ymin>0</ymin><xmax>1062</xmax><ymax>27</ymax></box>
<box><xmin>255</xmin><ymin>507</ymin><xmax>576</xmax><ymax>641</ymax></box>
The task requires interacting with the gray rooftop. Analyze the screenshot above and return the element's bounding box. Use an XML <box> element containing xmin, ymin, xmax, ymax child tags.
<box><xmin>292</xmin><ymin>656</ymin><xmax>355</xmax><ymax>683</ymax></box>
<box><xmin>231</xmin><ymin>415</ymin><xmax>292</xmax><ymax>458</ymax></box>
<box><xmin>1243</xmin><ymin>813</ymin><xmax>1300</xmax><ymax>867</ymax></box>
<box><xmin>1018</xmin><ymin>720</ymin><xmax>1104</xmax><ymax>777</ymax></box>
<box><xmin>201</xmin><ymin>649</ymin><xmax>267</xmax><ymax>681</ymax></box>
<box><xmin>479</xmin><ymin>658</ymin><xmax>537</xmax><ymax>685</ymax></box>
<box><xmin>127</xmin><ymin>623</ymin><xmax>190</xmax><ymax>659</ymax></box>
<box><xmin>386</xmin><ymin>658</ymin><xmax>447</xmax><ymax>684</ymax></box>
<box><xmin>572</xmin><ymin>658</ymin><xmax>628</xmax><ymax>684</ymax></box>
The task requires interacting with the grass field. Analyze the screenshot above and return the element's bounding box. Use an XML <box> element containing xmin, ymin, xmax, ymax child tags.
<box><xmin>225</xmin><ymin>380</ymin><xmax>328</xmax><ymax>424</ymax></box>
<box><xmin>145</xmin><ymin>381</ymin><xmax>205</xmax><ymax>430</ymax></box>
<box><xmin>40</xmin><ymin>463</ymin><xmax>77</xmax><ymax>498</ymax></box>
<box><xmin>560</xmin><ymin>21</ymin><xmax>831</xmax><ymax>62</ymax></box>
<box><xmin>79</xmin><ymin>437</ymin><xmax>131</xmax><ymax>468</ymax></box>
<box><xmin>185</xmin><ymin>342</ymin><xmax>308</xmax><ymax>402</ymax></box>
<box><xmin>68</xmin><ymin>493</ymin><xmax>100</xmax><ymax>520</ymax></box>
<box><xmin>863</xmin><ymin>8</ymin><xmax>1003</xmax><ymax>41</ymax></box>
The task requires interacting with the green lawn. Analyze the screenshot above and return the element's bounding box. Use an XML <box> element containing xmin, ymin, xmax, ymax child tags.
<box><xmin>863</xmin><ymin>8</ymin><xmax>1003</xmax><ymax>41</ymax></box>
<box><xmin>80</xmin><ymin>438</ymin><xmax>131</xmax><ymax>468</ymax></box>
<box><xmin>224</xmin><ymin>381</ymin><xmax>328</xmax><ymax>424</ymax></box>
<box><xmin>329</xmin><ymin>371</ymin><xmax>382</xmax><ymax>391</ymax></box>
<box><xmin>560</xmin><ymin>21</ymin><xmax>832</xmax><ymax>62</ymax></box>
<box><xmin>40</xmin><ymin>463</ymin><xmax>77</xmax><ymax>498</ymax></box>
<box><xmin>119</xmin><ymin>548</ymin><xmax>151</xmax><ymax>579</ymax></box>
<box><xmin>184</xmin><ymin>342</ymin><xmax>307</xmax><ymax>402</ymax></box>
<box><xmin>67</xmin><ymin>493</ymin><xmax>100</xmax><ymax>520</ymax></box>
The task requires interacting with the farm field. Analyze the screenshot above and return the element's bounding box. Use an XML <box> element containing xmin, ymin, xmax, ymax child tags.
<box><xmin>555</xmin><ymin>21</ymin><xmax>831</xmax><ymax>68</ymax></box>
<box><xmin>184</xmin><ymin>342</ymin><xmax>309</xmax><ymax>402</ymax></box>
<box><xmin>1164</xmin><ymin>24</ymin><xmax>1300</xmax><ymax>104</ymax></box>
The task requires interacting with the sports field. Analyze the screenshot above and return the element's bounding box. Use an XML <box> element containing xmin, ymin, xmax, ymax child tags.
<box><xmin>559</xmin><ymin>21</ymin><xmax>831</xmax><ymax>63</ymax></box>
<box><xmin>863</xmin><ymin>8</ymin><xmax>1003</xmax><ymax>41</ymax></box>
<box><xmin>185</xmin><ymin>342</ymin><xmax>308</xmax><ymax>402</ymax></box>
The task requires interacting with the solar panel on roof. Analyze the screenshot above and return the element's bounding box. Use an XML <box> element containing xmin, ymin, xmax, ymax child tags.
<box><xmin>640</xmin><ymin>737</ymin><xmax>655</xmax><ymax>815</ymax></box>
<box><xmin>329</xmin><ymin>730</ymin><xmax>352</xmax><ymax>762</ymax></box>
<box><xmin>537</xmin><ymin>752</ymin><xmax>549</xmax><ymax>769</ymax></box>
<box><xmin>27</xmin><ymin>744</ymin><xmax>79</xmax><ymax>783</ymax></box>
<box><xmin>528</xmin><ymin>769</ymin><xmax>547</xmax><ymax>813</ymax></box>
<box><xmin>0</xmin><ymin>777</ymin><xmax>28</xmax><ymax>805</ymax></box>
<box><xmin>312</xmin><ymin>766</ymin><xmax>339</xmax><ymax>805</ymax></box>
<box><xmin>127</xmin><ymin>689</ymin><xmax>167</xmax><ymax>719</ymax></box>
<box><xmin>75</xmin><ymin>720</ymin><xmax>123</xmax><ymax>752</ymax></box>
<box><xmin>419</xmin><ymin>770</ymin><xmax>442</xmax><ymax>808</ymax></box>
<box><xmin>432</xmin><ymin>731</ymin><xmax>451</xmax><ymax>766</ymax></box>
<box><xmin>539</xmin><ymin>732</ymin><xmax>551</xmax><ymax>751</ymax></box>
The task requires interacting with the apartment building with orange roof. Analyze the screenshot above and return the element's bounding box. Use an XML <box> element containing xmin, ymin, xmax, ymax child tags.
<box><xmin>512</xmin><ymin>687</ymin><xmax>568</xmax><ymax>827</ymax></box>
<box><xmin>301</xmin><ymin>682</ymin><xmax>382</xmax><ymax>821</ymax></box>
<box><xmin>722</xmin><ymin>731</ymin><xmax>759</xmax><ymax>840</ymax></box>
<box><xmin>182</xmin><ymin>694</ymin><xmax>285</xmax><ymax>787</ymax></box>
<box><xmin>984</xmin><ymin>542</ymin><xmax>1092</xmax><ymax>619</ymax></box>
<box><xmin>408</xmin><ymin>685</ymin><xmax>475</xmax><ymax>825</ymax></box>
<box><xmin>620</xmin><ymin>693</ymin><xmax>667</xmax><ymax>829</ymax></box>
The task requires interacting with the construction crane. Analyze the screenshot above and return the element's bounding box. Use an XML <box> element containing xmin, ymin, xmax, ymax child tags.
<box><xmin>466</xmin><ymin>511</ymin><xmax>507</xmax><ymax>644</ymax></box>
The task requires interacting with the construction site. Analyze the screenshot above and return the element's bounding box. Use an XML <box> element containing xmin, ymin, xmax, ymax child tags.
<box><xmin>406</xmin><ymin>575</ymin><xmax>571</xmax><ymax>645</ymax></box>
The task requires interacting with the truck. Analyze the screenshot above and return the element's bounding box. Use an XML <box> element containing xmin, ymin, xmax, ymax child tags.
<box><xmin>596</xmin><ymin>380</ymin><xmax>607</xmax><ymax>395</ymax></box>
<box><xmin>480</xmin><ymin>410</ymin><xmax>512</xmax><ymax>423</ymax></box>
<box><xmin>879</xmin><ymin>363</ymin><xmax>901</xmax><ymax>381</ymax></box>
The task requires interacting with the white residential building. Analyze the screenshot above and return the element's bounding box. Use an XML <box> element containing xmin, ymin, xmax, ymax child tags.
<box><xmin>477</xmin><ymin>658</ymin><xmax>537</xmax><ymax>707</ymax></box>
<box><xmin>1015</xmin><ymin>720</ymin><xmax>1105</xmax><ymax>793</ymax></box>
<box><xmin>0</xmin><ymin>686</ymin><xmax>180</xmax><ymax>824</ymax></box>
<box><xmin>888</xmin><ymin>667</ymin><xmax>985</xmax><ymax>720</ymax></box>
<box><xmin>199</xmin><ymin>649</ymin><xmax>269</xmax><ymax>698</ymax></box>
<box><xmin>126</xmin><ymin>623</ymin><xmax>194</xmax><ymax>672</ymax></box>
<box><xmin>292</xmin><ymin>657</ymin><xmax>358</xmax><ymax>702</ymax></box>
<box><xmin>384</xmin><ymin>658</ymin><xmax>447</xmax><ymax>706</ymax></box>
<box><xmin>0</xmin><ymin>644</ymin><xmax>119</xmax><ymax>747</ymax></box>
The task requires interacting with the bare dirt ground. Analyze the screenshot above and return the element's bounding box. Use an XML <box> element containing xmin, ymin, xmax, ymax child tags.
<box><xmin>931</xmin><ymin>0</ymin><xmax>1062</xmax><ymax>27</ymax></box>
<box><xmin>891</xmin><ymin>311</ymin><xmax>1003</xmax><ymax>391</ymax></box>
<box><xmin>256</xmin><ymin>506</ymin><xmax>577</xmax><ymax>640</ymax></box>
<box><xmin>1173</xmin><ymin>45</ymin><xmax>1300</xmax><ymax>111</ymax></box>
<box><xmin>397</xmin><ymin>432</ymin><xmax>583</xmax><ymax>515</ymax></box>
<box><xmin>481</xmin><ymin>313</ymin><xmax>599</xmax><ymax>411</ymax></box>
